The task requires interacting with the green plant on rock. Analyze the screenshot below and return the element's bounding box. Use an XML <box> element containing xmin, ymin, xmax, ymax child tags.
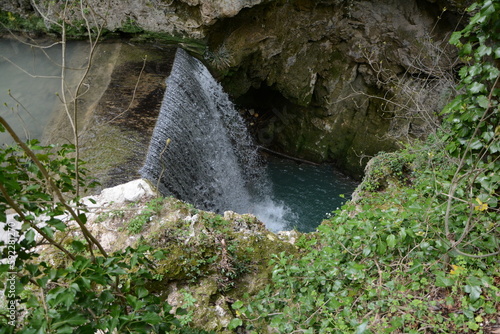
<box><xmin>0</xmin><ymin>10</ymin><xmax>47</xmax><ymax>33</ymax></box>
<box><xmin>125</xmin><ymin>197</ymin><xmax>166</xmax><ymax>234</ymax></box>
<box><xmin>95</xmin><ymin>208</ymin><xmax>125</xmax><ymax>223</ymax></box>
<box><xmin>120</xmin><ymin>17</ymin><xmax>144</xmax><ymax>34</ymax></box>
<box><xmin>204</xmin><ymin>44</ymin><xmax>232</xmax><ymax>71</ymax></box>
<box><xmin>360</xmin><ymin>150</ymin><xmax>416</xmax><ymax>192</ymax></box>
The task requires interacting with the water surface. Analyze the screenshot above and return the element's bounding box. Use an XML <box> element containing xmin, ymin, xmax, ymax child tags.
<box><xmin>266</xmin><ymin>156</ymin><xmax>358</xmax><ymax>232</ymax></box>
<box><xmin>0</xmin><ymin>38</ymin><xmax>86</xmax><ymax>144</ymax></box>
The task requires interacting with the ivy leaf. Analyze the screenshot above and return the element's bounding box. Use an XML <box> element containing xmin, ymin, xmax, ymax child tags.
<box><xmin>470</xmin><ymin>10</ymin><xmax>487</xmax><ymax>26</ymax></box>
<box><xmin>489</xmin><ymin>141</ymin><xmax>500</xmax><ymax>154</ymax></box>
<box><xmin>469</xmin><ymin>82</ymin><xmax>486</xmax><ymax>93</ymax></box>
<box><xmin>386</xmin><ymin>234</ymin><xmax>396</xmax><ymax>249</ymax></box>
<box><xmin>461</xmin><ymin>42</ymin><xmax>472</xmax><ymax>55</ymax></box>
<box><xmin>228</xmin><ymin>318</ymin><xmax>243</xmax><ymax>330</ymax></box>
<box><xmin>466</xmin><ymin>2</ymin><xmax>478</xmax><ymax>12</ymax></box>
<box><xmin>232</xmin><ymin>300</ymin><xmax>244</xmax><ymax>310</ymax></box>
<box><xmin>477</xmin><ymin>44</ymin><xmax>492</xmax><ymax>57</ymax></box>
<box><xmin>469</xmin><ymin>139</ymin><xmax>484</xmax><ymax>150</ymax></box>
<box><xmin>435</xmin><ymin>273</ymin><xmax>455</xmax><ymax>287</ymax></box>
<box><xmin>355</xmin><ymin>321</ymin><xmax>369</xmax><ymax>334</ymax></box>
<box><xmin>464</xmin><ymin>284</ymin><xmax>482</xmax><ymax>301</ymax></box>
<box><xmin>449</xmin><ymin>31</ymin><xmax>462</xmax><ymax>45</ymax></box>
<box><xmin>476</xmin><ymin>95</ymin><xmax>490</xmax><ymax>108</ymax></box>
<box><xmin>459</xmin><ymin>66</ymin><xmax>471</xmax><ymax>81</ymax></box>
<box><xmin>481</xmin><ymin>1</ymin><xmax>496</xmax><ymax>16</ymax></box>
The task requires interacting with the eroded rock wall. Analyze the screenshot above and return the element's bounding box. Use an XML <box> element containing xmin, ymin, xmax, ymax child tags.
<box><xmin>1</xmin><ymin>0</ymin><xmax>472</xmax><ymax>177</ymax></box>
<box><xmin>1</xmin><ymin>0</ymin><xmax>272</xmax><ymax>39</ymax></box>
<box><xmin>207</xmin><ymin>0</ymin><xmax>470</xmax><ymax>177</ymax></box>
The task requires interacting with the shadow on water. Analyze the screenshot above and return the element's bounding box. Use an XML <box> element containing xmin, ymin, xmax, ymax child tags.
<box><xmin>85</xmin><ymin>45</ymin><xmax>177</xmax><ymax>190</ymax></box>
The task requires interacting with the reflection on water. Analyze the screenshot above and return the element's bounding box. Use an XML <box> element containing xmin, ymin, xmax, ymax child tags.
<box><xmin>0</xmin><ymin>37</ymin><xmax>87</xmax><ymax>145</ymax></box>
<box><xmin>266</xmin><ymin>156</ymin><xmax>358</xmax><ymax>232</ymax></box>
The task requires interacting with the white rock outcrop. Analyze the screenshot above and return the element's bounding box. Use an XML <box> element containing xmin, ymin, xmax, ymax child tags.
<box><xmin>84</xmin><ymin>178</ymin><xmax>157</xmax><ymax>207</ymax></box>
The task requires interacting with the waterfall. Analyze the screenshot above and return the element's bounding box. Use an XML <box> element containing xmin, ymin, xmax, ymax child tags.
<box><xmin>140</xmin><ymin>48</ymin><xmax>288</xmax><ymax>231</ymax></box>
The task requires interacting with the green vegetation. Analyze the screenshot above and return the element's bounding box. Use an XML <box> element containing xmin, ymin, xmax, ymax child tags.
<box><xmin>237</xmin><ymin>141</ymin><xmax>498</xmax><ymax>333</ymax></box>
<box><xmin>0</xmin><ymin>9</ymin><xmax>206</xmax><ymax>52</ymax></box>
<box><xmin>145</xmin><ymin>210</ymin><xmax>254</xmax><ymax>290</ymax></box>
<box><xmin>231</xmin><ymin>1</ymin><xmax>500</xmax><ymax>332</ymax></box>
<box><xmin>0</xmin><ymin>0</ymin><xmax>498</xmax><ymax>333</ymax></box>
<box><xmin>0</xmin><ymin>129</ymin><xmax>213</xmax><ymax>333</ymax></box>
<box><xmin>124</xmin><ymin>197</ymin><xmax>165</xmax><ymax>234</ymax></box>
<box><xmin>0</xmin><ymin>10</ymin><xmax>47</xmax><ymax>34</ymax></box>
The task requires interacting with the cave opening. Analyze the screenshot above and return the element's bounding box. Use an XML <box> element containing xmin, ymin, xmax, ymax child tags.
<box><xmin>235</xmin><ymin>84</ymin><xmax>298</xmax><ymax>153</ymax></box>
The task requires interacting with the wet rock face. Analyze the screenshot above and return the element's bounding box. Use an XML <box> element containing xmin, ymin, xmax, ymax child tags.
<box><xmin>208</xmin><ymin>0</ymin><xmax>464</xmax><ymax>177</ymax></box>
<box><xmin>1</xmin><ymin>0</ymin><xmax>468</xmax><ymax>177</ymax></box>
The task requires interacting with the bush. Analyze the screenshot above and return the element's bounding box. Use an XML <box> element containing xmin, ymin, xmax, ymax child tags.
<box><xmin>0</xmin><ymin>124</ymin><xmax>212</xmax><ymax>333</ymax></box>
<box><xmin>233</xmin><ymin>1</ymin><xmax>500</xmax><ymax>332</ymax></box>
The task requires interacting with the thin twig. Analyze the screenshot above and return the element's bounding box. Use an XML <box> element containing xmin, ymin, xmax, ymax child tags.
<box><xmin>0</xmin><ymin>116</ymin><xmax>108</xmax><ymax>258</ymax></box>
<box><xmin>0</xmin><ymin>182</ymin><xmax>76</xmax><ymax>260</ymax></box>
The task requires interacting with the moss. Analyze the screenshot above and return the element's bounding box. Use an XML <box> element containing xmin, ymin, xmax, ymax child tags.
<box><xmin>0</xmin><ymin>10</ymin><xmax>47</xmax><ymax>34</ymax></box>
<box><xmin>353</xmin><ymin>151</ymin><xmax>417</xmax><ymax>199</ymax></box>
<box><xmin>79</xmin><ymin>124</ymin><xmax>143</xmax><ymax>189</ymax></box>
<box><xmin>126</xmin><ymin>201</ymin><xmax>300</xmax><ymax>331</ymax></box>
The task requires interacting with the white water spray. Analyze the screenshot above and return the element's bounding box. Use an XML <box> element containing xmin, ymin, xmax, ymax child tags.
<box><xmin>140</xmin><ymin>48</ymin><xmax>290</xmax><ymax>231</ymax></box>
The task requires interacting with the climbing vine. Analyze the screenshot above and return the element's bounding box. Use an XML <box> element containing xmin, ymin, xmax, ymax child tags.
<box><xmin>442</xmin><ymin>0</ymin><xmax>499</xmax><ymax>258</ymax></box>
<box><xmin>232</xmin><ymin>1</ymin><xmax>500</xmax><ymax>333</ymax></box>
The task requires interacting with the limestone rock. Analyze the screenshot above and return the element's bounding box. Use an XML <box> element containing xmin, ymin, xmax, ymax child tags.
<box><xmin>45</xmin><ymin>179</ymin><xmax>300</xmax><ymax>332</ymax></box>
<box><xmin>0</xmin><ymin>0</ymin><xmax>465</xmax><ymax>177</ymax></box>
<box><xmin>180</xmin><ymin>0</ymin><xmax>269</xmax><ymax>24</ymax></box>
<box><xmin>94</xmin><ymin>179</ymin><xmax>157</xmax><ymax>204</ymax></box>
<box><xmin>1</xmin><ymin>0</ymin><xmax>270</xmax><ymax>38</ymax></box>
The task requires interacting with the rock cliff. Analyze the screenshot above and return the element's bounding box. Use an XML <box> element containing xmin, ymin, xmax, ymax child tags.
<box><xmin>208</xmin><ymin>0</ymin><xmax>470</xmax><ymax>177</ymax></box>
<box><xmin>1</xmin><ymin>0</ymin><xmax>473</xmax><ymax>177</ymax></box>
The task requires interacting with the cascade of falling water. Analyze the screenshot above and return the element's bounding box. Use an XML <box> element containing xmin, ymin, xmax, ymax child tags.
<box><xmin>140</xmin><ymin>48</ymin><xmax>289</xmax><ymax>231</ymax></box>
